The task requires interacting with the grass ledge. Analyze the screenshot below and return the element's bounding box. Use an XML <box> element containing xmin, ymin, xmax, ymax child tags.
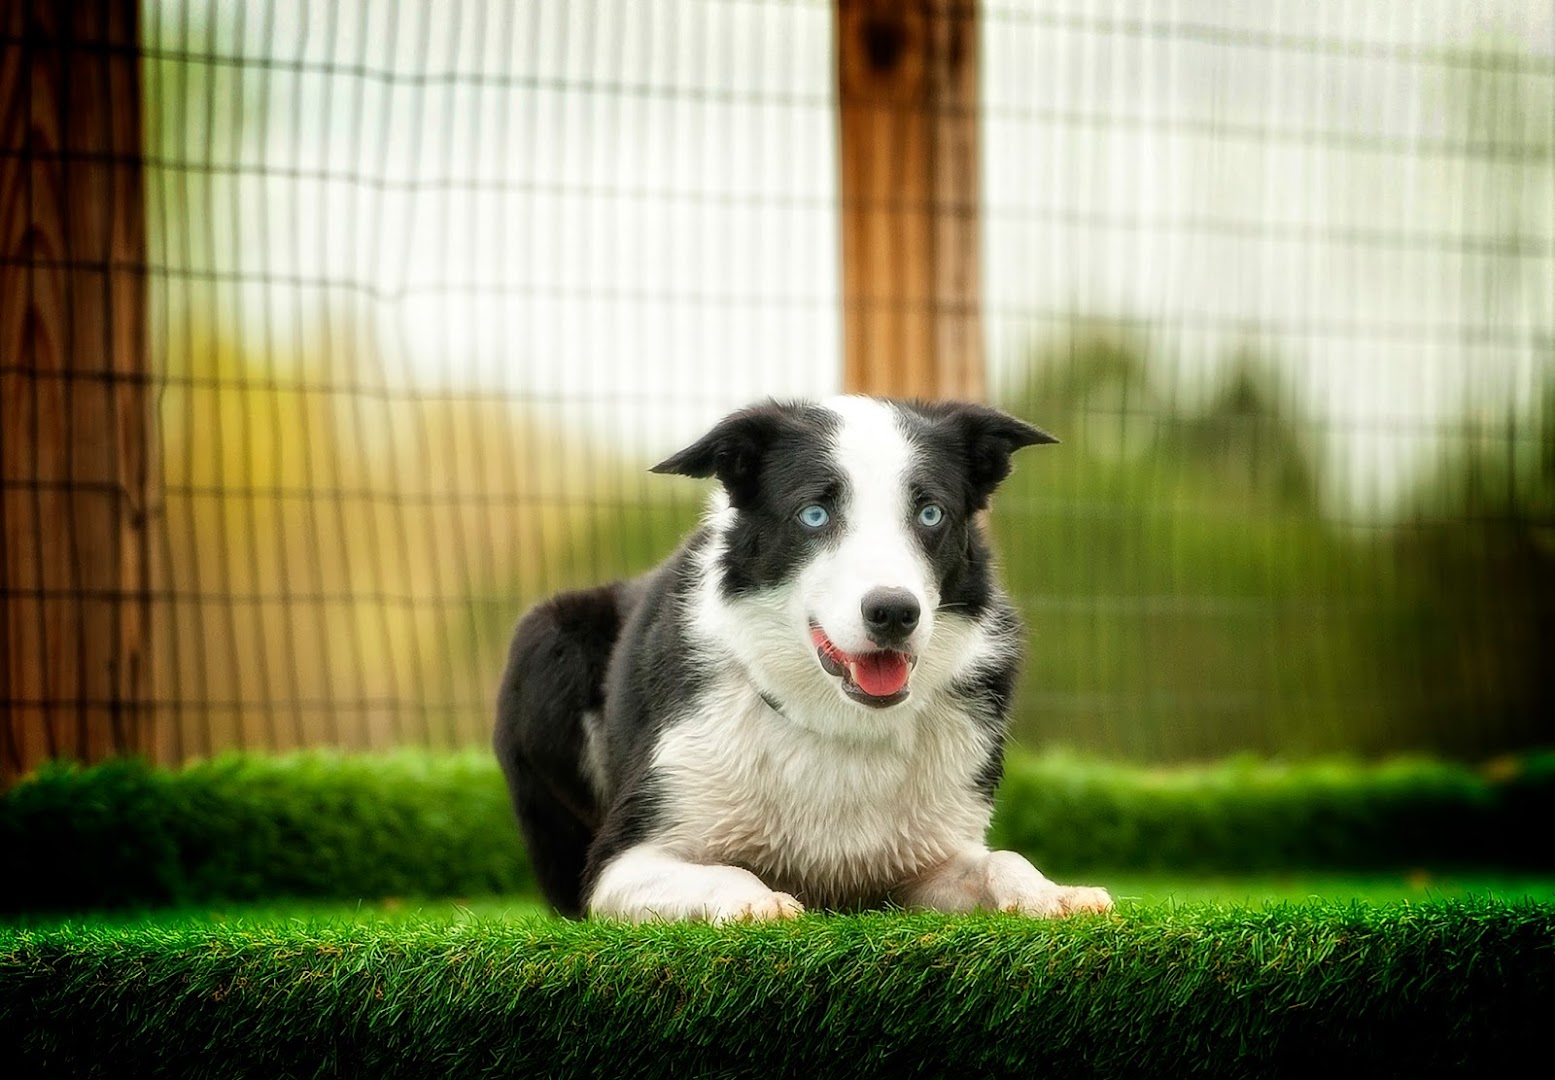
<box><xmin>3</xmin><ymin>901</ymin><xmax>1552</xmax><ymax>1076</ymax></box>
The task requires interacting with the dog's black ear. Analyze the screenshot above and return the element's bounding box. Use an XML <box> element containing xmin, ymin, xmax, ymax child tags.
<box><xmin>651</xmin><ymin>403</ymin><xmax>792</xmax><ymax>508</ymax></box>
<box><xmin>941</xmin><ymin>403</ymin><xmax>1057</xmax><ymax>508</ymax></box>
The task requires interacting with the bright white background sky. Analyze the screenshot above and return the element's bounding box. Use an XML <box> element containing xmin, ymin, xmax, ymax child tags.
<box><xmin>145</xmin><ymin>0</ymin><xmax>1554</xmax><ymax>513</ymax></box>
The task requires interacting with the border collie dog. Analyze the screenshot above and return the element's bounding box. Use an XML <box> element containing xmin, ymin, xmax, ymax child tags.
<box><xmin>495</xmin><ymin>396</ymin><xmax>1112</xmax><ymax>923</ymax></box>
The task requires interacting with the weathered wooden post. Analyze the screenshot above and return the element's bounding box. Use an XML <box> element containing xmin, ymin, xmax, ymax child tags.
<box><xmin>835</xmin><ymin>0</ymin><xmax>984</xmax><ymax>401</ymax></box>
<box><xmin>1</xmin><ymin>0</ymin><xmax>153</xmax><ymax>785</ymax></box>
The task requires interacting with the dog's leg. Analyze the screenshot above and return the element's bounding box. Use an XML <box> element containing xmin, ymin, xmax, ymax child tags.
<box><xmin>495</xmin><ymin>585</ymin><xmax>625</xmax><ymax>916</ymax></box>
<box><xmin>894</xmin><ymin>848</ymin><xmax>1113</xmax><ymax>917</ymax></box>
<box><xmin>588</xmin><ymin>845</ymin><xmax>805</xmax><ymax>925</ymax></box>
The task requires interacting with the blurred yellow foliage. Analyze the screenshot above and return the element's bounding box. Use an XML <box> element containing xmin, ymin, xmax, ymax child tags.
<box><xmin>151</xmin><ymin>316</ymin><xmax>616</xmax><ymax>759</ymax></box>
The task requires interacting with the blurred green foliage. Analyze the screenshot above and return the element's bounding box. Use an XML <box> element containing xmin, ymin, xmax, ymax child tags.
<box><xmin>991</xmin><ymin>331</ymin><xmax>1554</xmax><ymax>760</ymax></box>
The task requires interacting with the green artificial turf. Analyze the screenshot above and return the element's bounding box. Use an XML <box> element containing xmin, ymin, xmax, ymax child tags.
<box><xmin>9</xmin><ymin>872</ymin><xmax>1554</xmax><ymax>933</ymax></box>
<box><xmin>5</xmin><ymin>749</ymin><xmax>1553</xmax><ymax>913</ymax></box>
<box><xmin>3</xmin><ymin>900</ymin><xmax>1551</xmax><ymax>1076</ymax></box>
<box><xmin>1103</xmin><ymin>871</ymin><xmax>1555</xmax><ymax>908</ymax></box>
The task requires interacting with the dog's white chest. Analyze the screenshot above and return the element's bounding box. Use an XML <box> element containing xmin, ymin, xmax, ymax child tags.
<box><xmin>650</xmin><ymin>681</ymin><xmax>994</xmax><ymax>906</ymax></box>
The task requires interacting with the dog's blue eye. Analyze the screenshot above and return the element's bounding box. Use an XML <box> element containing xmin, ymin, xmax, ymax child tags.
<box><xmin>798</xmin><ymin>504</ymin><xmax>830</xmax><ymax>529</ymax></box>
<box><xmin>917</xmin><ymin>504</ymin><xmax>945</xmax><ymax>528</ymax></box>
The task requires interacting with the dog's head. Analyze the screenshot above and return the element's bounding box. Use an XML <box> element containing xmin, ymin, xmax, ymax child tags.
<box><xmin>654</xmin><ymin>396</ymin><xmax>1054</xmax><ymax>719</ymax></box>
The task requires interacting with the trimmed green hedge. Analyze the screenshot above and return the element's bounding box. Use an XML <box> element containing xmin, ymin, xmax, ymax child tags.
<box><xmin>990</xmin><ymin>751</ymin><xmax>1555</xmax><ymax>873</ymax></box>
<box><xmin>3</xmin><ymin>903</ymin><xmax>1552</xmax><ymax>1075</ymax></box>
<box><xmin>0</xmin><ymin>753</ymin><xmax>530</xmax><ymax>912</ymax></box>
<box><xmin>4</xmin><ymin>749</ymin><xmax>1552</xmax><ymax>912</ymax></box>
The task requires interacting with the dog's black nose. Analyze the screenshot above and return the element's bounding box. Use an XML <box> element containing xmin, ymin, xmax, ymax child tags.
<box><xmin>861</xmin><ymin>587</ymin><xmax>920</xmax><ymax>645</ymax></box>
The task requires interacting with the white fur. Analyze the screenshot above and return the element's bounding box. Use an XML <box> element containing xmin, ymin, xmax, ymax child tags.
<box><xmin>644</xmin><ymin>663</ymin><xmax>998</xmax><ymax>907</ymax></box>
<box><xmin>801</xmin><ymin>396</ymin><xmax>938</xmax><ymax>658</ymax></box>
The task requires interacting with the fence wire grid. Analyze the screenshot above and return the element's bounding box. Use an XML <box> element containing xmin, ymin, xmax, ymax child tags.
<box><xmin>3</xmin><ymin>0</ymin><xmax>1552</xmax><ymax>775</ymax></box>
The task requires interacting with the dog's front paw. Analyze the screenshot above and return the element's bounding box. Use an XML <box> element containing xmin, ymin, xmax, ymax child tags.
<box><xmin>981</xmin><ymin>851</ymin><xmax>1113</xmax><ymax>918</ymax></box>
<box><xmin>710</xmin><ymin>889</ymin><xmax>805</xmax><ymax>926</ymax></box>
<box><xmin>1051</xmin><ymin>884</ymin><xmax>1114</xmax><ymax>915</ymax></box>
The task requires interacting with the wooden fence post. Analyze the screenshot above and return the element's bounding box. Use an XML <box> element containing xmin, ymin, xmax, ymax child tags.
<box><xmin>1</xmin><ymin>0</ymin><xmax>152</xmax><ymax>786</ymax></box>
<box><xmin>835</xmin><ymin>0</ymin><xmax>984</xmax><ymax>401</ymax></box>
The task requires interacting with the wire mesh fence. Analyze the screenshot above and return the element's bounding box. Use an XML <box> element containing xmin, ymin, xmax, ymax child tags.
<box><xmin>3</xmin><ymin>0</ymin><xmax>1551</xmax><ymax>776</ymax></box>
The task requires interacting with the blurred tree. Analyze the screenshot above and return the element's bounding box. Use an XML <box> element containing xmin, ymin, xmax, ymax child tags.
<box><xmin>152</xmin><ymin>312</ymin><xmax>611</xmax><ymax>758</ymax></box>
<box><xmin>1372</xmin><ymin>39</ymin><xmax>1555</xmax><ymax>754</ymax></box>
<box><xmin>1385</xmin><ymin>364</ymin><xmax>1555</xmax><ymax>755</ymax></box>
<box><xmin>1158</xmin><ymin>353</ymin><xmax>1320</xmax><ymax>510</ymax></box>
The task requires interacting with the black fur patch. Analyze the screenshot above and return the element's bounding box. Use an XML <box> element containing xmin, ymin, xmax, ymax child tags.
<box><xmin>580</xmin><ymin>533</ymin><xmax>714</xmax><ymax>897</ymax></box>
<box><xmin>951</xmin><ymin>663</ymin><xmax>1020</xmax><ymax>799</ymax></box>
<box><xmin>948</xmin><ymin>597</ymin><xmax>1025</xmax><ymax>801</ymax></box>
<box><xmin>886</xmin><ymin>400</ymin><xmax>1056</xmax><ymax>622</ymax></box>
<box><xmin>494</xmin><ymin>534</ymin><xmax>712</xmax><ymax>914</ymax></box>
<box><xmin>493</xmin><ymin>582</ymin><xmax>627</xmax><ymax>915</ymax></box>
<box><xmin>896</xmin><ymin>400</ymin><xmax>1057</xmax><ymax>509</ymax></box>
<box><xmin>654</xmin><ymin>400</ymin><xmax>847</xmax><ymax>599</ymax></box>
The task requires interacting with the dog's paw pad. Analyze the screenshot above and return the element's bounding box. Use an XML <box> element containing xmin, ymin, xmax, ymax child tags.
<box><xmin>712</xmin><ymin>891</ymin><xmax>805</xmax><ymax>925</ymax></box>
<box><xmin>1056</xmin><ymin>885</ymin><xmax>1114</xmax><ymax>915</ymax></box>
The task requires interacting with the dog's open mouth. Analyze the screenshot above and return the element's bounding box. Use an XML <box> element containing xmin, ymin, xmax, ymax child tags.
<box><xmin>809</xmin><ymin>622</ymin><xmax>914</xmax><ymax>708</ymax></box>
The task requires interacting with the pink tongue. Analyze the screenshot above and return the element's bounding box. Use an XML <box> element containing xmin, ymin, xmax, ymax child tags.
<box><xmin>854</xmin><ymin>651</ymin><xmax>910</xmax><ymax>697</ymax></box>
